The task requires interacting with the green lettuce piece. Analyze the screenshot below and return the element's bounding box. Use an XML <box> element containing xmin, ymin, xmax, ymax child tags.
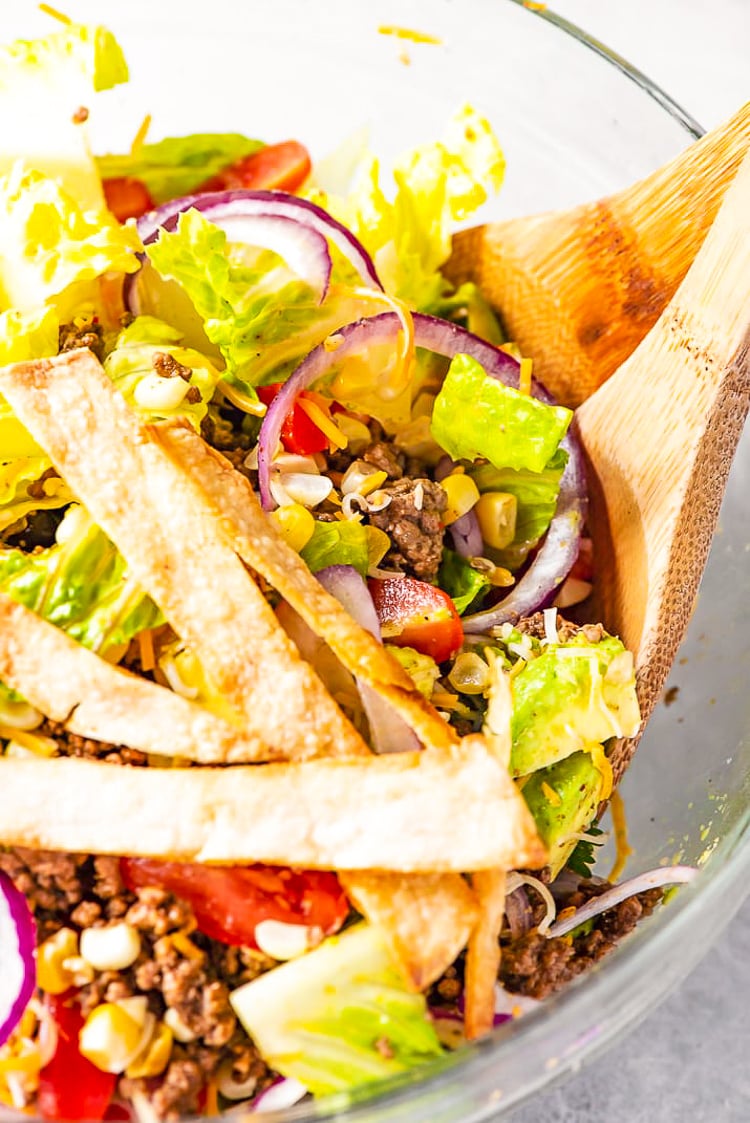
<box><xmin>437</xmin><ymin>549</ymin><xmax>490</xmax><ymax>615</ymax></box>
<box><xmin>469</xmin><ymin>448</ymin><xmax>568</xmax><ymax>569</ymax></box>
<box><xmin>146</xmin><ymin>208</ymin><xmax>363</xmax><ymax>401</ymax></box>
<box><xmin>0</xmin><ymin>505</ymin><xmax>162</xmax><ymax>656</ymax></box>
<box><xmin>104</xmin><ymin>315</ymin><xmax>222</xmax><ymax>428</ymax></box>
<box><xmin>230</xmin><ymin>923</ymin><xmax>444</xmax><ymax>1096</ymax></box>
<box><xmin>0</xmin><ymin>306</ymin><xmax>58</xmax><ymax>467</ymax></box>
<box><xmin>96</xmin><ymin>133</ymin><xmax>264</xmax><ymax>204</ymax></box>
<box><xmin>430</xmin><ymin>281</ymin><xmax>504</xmax><ymax>346</ymax></box>
<box><xmin>431</xmin><ymin>354</ymin><xmax>572</xmax><ymax>474</ymax></box>
<box><xmin>0</xmin><ymin>21</ymin><xmax>128</xmax><ymax>210</ymax></box>
<box><xmin>312</xmin><ymin>105</ymin><xmax>504</xmax><ymax>312</ymax></box>
<box><xmin>385</xmin><ymin>645</ymin><xmax>440</xmax><ymax>698</ymax></box>
<box><xmin>508</xmin><ymin>634</ymin><xmax>641</xmax><ymax>777</ymax></box>
<box><xmin>300</xmin><ymin>521</ymin><xmax>370</xmax><ymax>578</ymax></box>
<box><xmin>522</xmin><ymin>752</ymin><xmax>605</xmax><ymax>879</ymax></box>
<box><xmin>0</xmin><ymin>165</ymin><xmax>141</xmax><ymax>314</ymax></box>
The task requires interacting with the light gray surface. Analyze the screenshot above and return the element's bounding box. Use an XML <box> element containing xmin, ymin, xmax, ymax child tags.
<box><xmin>507</xmin><ymin>4</ymin><xmax>750</xmax><ymax>1120</ymax></box>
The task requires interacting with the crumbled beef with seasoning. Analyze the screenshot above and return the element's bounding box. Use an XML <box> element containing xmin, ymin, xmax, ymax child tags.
<box><xmin>38</xmin><ymin>718</ymin><xmax>148</xmax><ymax>767</ymax></box>
<box><xmin>500</xmin><ymin>885</ymin><xmax>663</xmax><ymax>1000</ymax></box>
<box><xmin>58</xmin><ymin>318</ymin><xmax>105</xmax><ymax>362</ymax></box>
<box><xmin>363</xmin><ymin>440</ymin><xmax>405</xmax><ymax>480</ymax></box>
<box><xmin>514</xmin><ymin>611</ymin><xmax>604</xmax><ymax>646</ymax></box>
<box><xmin>4</xmin><ymin>506</ymin><xmax>65</xmax><ymax>551</ymax></box>
<box><xmin>152</xmin><ymin>351</ymin><xmax>192</xmax><ymax>381</ymax></box>
<box><xmin>369</xmin><ymin>478</ymin><xmax>447</xmax><ymax>582</ymax></box>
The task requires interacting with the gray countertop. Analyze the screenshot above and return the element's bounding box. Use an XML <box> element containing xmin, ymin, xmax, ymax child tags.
<box><xmin>507</xmin><ymin>2</ymin><xmax>750</xmax><ymax>1119</ymax></box>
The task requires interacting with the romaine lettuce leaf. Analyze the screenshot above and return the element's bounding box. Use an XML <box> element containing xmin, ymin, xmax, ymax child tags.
<box><xmin>312</xmin><ymin>105</ymin><xmax>505</xmax><ymax>312</ymax></box>
<box><xmin>300</xmin><ymin>520</ymin><xmax>370</xmax><ymax>578</ymax></box>
<box><xmin>0</xmin><ymin>456</ymin><xmax>73</xmax><ymax>536</ymax></box>
<box><xmin>431</xmin><ymin>353</ymin><xmax>572</xmax><ymax>474</ymax></box>
<box><xmin>104</xmin><ymin>315</ymin><xmax>222</xmax><ymax>428</ymax></box>
<box><xmin>438</xmin><ymin>549</ymin><xmax>490</xmax><ymax>614</ymax></box>
<box><xmin>0</xmin><ymin>505</ymin><xmax>161</xmax><ymax>656</ymax></box>
<box><xmin>521</xmin><ymin>752</ymin><xmax>605</xmax><ymax>878</ymax></box>
<box><xmin>96</xmin><ymin>133</ymin><xmax>264</xmax><ymax>204</ymax></box>
<box><xmin>230</xmin><ymin>923</ymin><xmax>444</xmax><ymax>1096</ymax></box>
<box><xmin>0</xmin><ymin>21</ymin><xmax>128</xmax><ymax>209</ymax></box>
<box><xmin>384</xmin><ymin>644</ymin><xmax>440</xmax><ymax>698</ymax></box>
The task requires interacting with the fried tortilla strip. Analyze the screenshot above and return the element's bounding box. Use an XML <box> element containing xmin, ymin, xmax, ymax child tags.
<box><xmin>341</xmin><ymin>870</ymin><xmax>479</xmax><ymax>990</ymax></box>
<box><xmin>0</xmin><ymin>351</ymin><xmax>367</xmax><ymax>761</ymax></box>
<box><xmin>0</xmin><ymin>739</ymin><xmax>547</xmax><ymax>870</ymax></box>
<box><xmin>0</xmin><ymin>594</ymin><xmax>276</xmax><ymax>764</ymax></box>
<box><xmin>153</xmin><ymin>421</ymin><xmax>457</xmax><ymax>753</ymax></box>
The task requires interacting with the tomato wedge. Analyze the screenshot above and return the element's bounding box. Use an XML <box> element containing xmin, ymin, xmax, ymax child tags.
<box><xmin>369</xmin><ymin>576</ymin><xmax>463</xmax><ymax>663</ymax></box>
<box><xmin>257</xmin><ymin>382</ymin><xmax>329</xmax><ymax>455</ymax></box>
<box><xmin>198</xmin><ymin>140</ymin><xmax>311</xmax><ymax>195</ymax></box>
<box><xmin>38</xmin><ymin>994</ymin><xmax>116</xmax><ymax>1122</ymax></box>
<box><xmin>120</xmin><ymin>859</ymin><xmax>349</xmax><ymax>948</ymax></box>
<box><xmin>102</xmin><ymin>176</ymin><xmax>155</xmax><ymax>223</ymax></box>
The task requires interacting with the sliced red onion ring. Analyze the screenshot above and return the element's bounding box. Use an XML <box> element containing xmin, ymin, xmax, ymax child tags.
<box><xmin>546</xmin><ymin>865</ymin><xmax>699</xmax><ymax>939</ymax></box>
<box><xmin>448</xmin><ymin>508</ymin><xmax>483</xmax><ymax>559</ymax></box>
<box><xmin>0</xmin><ymin>871</ymin><xmax>36</xmax><ymax>1048</ymax></box>
<box><xmin>250</xmin><ymin>1076</ymin><xmax>308</xmax><ymax>1113</ymax></box>
<box><xmin>504</xmin><ymin>886</ymin><xmax>534</xmax><ymax>939</ymax></box>
<box><xmin>316</xmin><ymin>565</ymin><xmax>421</xmax><ymax>754</ymax></box>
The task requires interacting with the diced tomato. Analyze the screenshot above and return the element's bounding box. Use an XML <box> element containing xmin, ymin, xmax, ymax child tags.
<box><xmin>257</xmin><ymin>382</ymin><xmax>329</xmax><ymax>455</ymax></box>
<box><xmin>120</xmin><ymin>859</ymin><xmax>349</xmax><ymax>948</ymax></box>
<box><xmin>198</xmin><ymin>141</ymin><xmax>312</xmax><ymax>195</ymax></box>
<box><xmin>38</xmin><ymin>994</ymin><xmax>117</xmax><ymax>1122</ymax></box>
<box><xmin>102</xmin><ymin>176</ymin><xmax>155</xmax><ymax>223</ymax></box>
<box><xmin>368</xmin><ymin>576</ymin><xmax>463</xmax><ymax>663</ymax></box>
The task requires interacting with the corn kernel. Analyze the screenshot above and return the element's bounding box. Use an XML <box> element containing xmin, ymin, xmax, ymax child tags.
<box><xmin>340</xmin><ymin>461</ymin><xmax>387</xmax><ymax>497</ymax></box>
<box><xmin>475</xmin><ymin>491</ymin><xmax>518</xmax><ymax>549</ymax></box>
<box><xmin>37</xmin><ymin>928</ymin><xmax>79</xmax><ymax>995</ymax></box>
<box><xmin>126</xmin><ymin>1022</ymin><xmax>173</xmax><ymax>1079</ymax></box>
<box><xmin>440</xmin><ymin>474</ymin><xmax>480</xmax><ymax>525</ymax></box>
<box><xmin>79</xmin><ymin>1003</ymin><xmax>144</xmax><ymax>1074</ymax></box>
<box><xmin>164</xmin><ymin>1007</ymin><xmax>197</xmax><ymax>1044</ymax></box>
<box><xmin>268</xmin><ymin>503</ymin><xmax>315</xmax><ymax>552</ymax></box>
<box><xmin>80</xmin><ymin>923</ymin><xmax>141</xmax><ymax>972</ymax></box>
<box><xmin>134</xmin><ymin>373</ymin><xmax>189</xmax><ymax>412</ymax></box>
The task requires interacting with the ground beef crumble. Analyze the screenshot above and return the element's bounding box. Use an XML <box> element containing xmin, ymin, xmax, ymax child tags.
<box><xmin>514</xmin><ymin>611</ymin><xmax>605</xmax><ymax>646</ymax></box>
<box><xmin>58</xmin><ymin>318</ymin><xmax>105</xmax><ymax>362</ymax></box>
<box><xmin>369</xmin><ymin>477</ymin><xmax>447</xmax><ymax>582</ymax></box>
<box><xmin>38</xmin><ymin>718</ymin><xmax>148</xmax><ymax>767</ymax></box>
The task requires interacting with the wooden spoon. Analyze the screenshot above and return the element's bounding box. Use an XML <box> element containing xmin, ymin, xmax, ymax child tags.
<box><xmin>448</xmin><ymin>102</ymin><xmax>750</xmax><ymax>406</ymax></box>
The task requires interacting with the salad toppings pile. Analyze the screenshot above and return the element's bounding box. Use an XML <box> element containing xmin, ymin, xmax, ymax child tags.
<box><xmin>0</xmin><ymin>12</ymin><xmax>699</xmax><ymax>1122</ymax></box>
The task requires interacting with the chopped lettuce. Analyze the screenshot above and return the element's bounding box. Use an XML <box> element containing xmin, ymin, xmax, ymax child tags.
<box><xmin>230</xmin><ymin>923</ymin><xmax>444</xmax><ymax>1096</ymax></box>
<box><xmin>313</xmin><ymin>105</ymin><xmax>504</xmax><ymax>312</ymax></box>
<box><xmin>430</xmin><ymin>281</ymin><xmax>504</xmax><ymax>346</ymax></box>
<box><xmin>522</xmin><ymin>752</ymin><xmax>606</xmax><ymax>879</ymax></box>
<box><xmin>437</xmin><ymin>549</ymin><xmax>490</xmax><ymax>615</ymax></box>
<box><xmin>507</xmin><ymin>634</ymin><xmax>641</xmax><ymax>777</ymax></box>
<box><xmin>300</xmin><ymin>520</ymin><xmax>370</xmax><ymax>578</ymax></box>
<box><xmin>0</xmin><ymin>21</ymin><xmax>128</xmax><ymax>209</ymax></box>
<box><xmin>0</xmin><ymin>505</ymin><xmax>161</xmax><ymax>656</ymax></box>
<box><xmin>0</xmin><ymin>164</ymin><xmax>141</xmax><ymax>314</ymax></box>
<box><xmin>104</xmin><ymin>315</ymin><xmax>222</xmax><ymax>428</ymax></box>
<box><xmin>469</xmin><ymin>448</ymin><xmax>568</xmax><ymax>569</ymax></box>
<box><xmin>385</xmin><ymin>644</ymin><xmax>440</xmax><ymax>698</ymax></box>
<box><xmin>431</xmin><ymin>354</ymin><xmax>572</xmax><ymax>474</ymax></box>
<box><xmin>96</xmin><ymin>133</ymin><xmax>264</xmax><ymax>204</ymax></box>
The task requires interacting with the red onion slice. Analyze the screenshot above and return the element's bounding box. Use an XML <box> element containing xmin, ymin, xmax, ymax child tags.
<box><xmin>250</xmin><ymin>1076</ymin><xmax>307</xmax><ymax>1112</ymax></box>
<box><xmin>504</xmin><ymin>886</ymin><xmax>534</xmax><ymax>939</ymax></box>
<box><xmin>546</xmin><ymin>865</ymin><xmax>699</xmax><ymax>939</ymax></box>
<box><xmin>316</xmin><ymin>565</ymin><xmax>421</xmax><ymax>754</ymax></box>
<box><xmin>448</xmin><ymin>508</ymin><xmax>483</xmax><ymax>559</ymax></box>
<box><xmin>0</xmin><ymin>871</ymin><xmax>36</xmax><ymax>1048</ymax></box>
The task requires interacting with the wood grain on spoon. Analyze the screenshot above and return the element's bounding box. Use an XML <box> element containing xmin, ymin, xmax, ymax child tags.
<box><xmin>448</xmin><ymin>102</ymin><xmax>750</xmax><ymax>406</ymax></box>
<box><xmin>575</xmin><ymin>149</ymin><xmax>750</xmax><ymax>783</ymax></box>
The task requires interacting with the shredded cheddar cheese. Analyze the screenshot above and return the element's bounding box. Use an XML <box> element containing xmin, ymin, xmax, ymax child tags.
<box><xmin>607</xmin><ymin>788</ymin><xmax>632</xmax><ymax>882</ymax></box>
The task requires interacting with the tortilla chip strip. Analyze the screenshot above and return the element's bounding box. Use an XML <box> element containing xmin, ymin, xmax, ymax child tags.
<box><xmin>0</xmin><ymin>351</ymin><xmax>367</xmax><ymax>761</ymax></box>
<box><xmin>0</xmin><ymin>594</ymin><xmax>277</xmax><ymax>764</ymax></box>
<box><xmin>0</xmin><ymin>738</ymin><xmax>547</xmax><ymax>870</ymax></box>
<box><xmin>153</xmin><ymin>421</ymin><xmax>457</xmax><ymax>753</ymax></box>
<box><xmin>341</xmin><ymin>870</ymin><xmax>479</xmax><ymax>990</ymax></box>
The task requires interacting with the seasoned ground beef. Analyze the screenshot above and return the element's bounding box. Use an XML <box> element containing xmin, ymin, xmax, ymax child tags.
<box><xmin>363</xmin><ymin>440</ymin><xmax>405</xmax><ymax>480</ymax></box>
<box><xmin>515</xmin><ymin>611</ymin><xmax>605</xmax><ymax>646</ymax></box>
<box><xmin>369</xmin><ymin>477</ymin><xmax>447</xmax><ymax>582</ymax></box>
<box><xmin>39</xmin><ymin>719</ymin><xmax>148</xmax><ymax>767</ymax></box>
<box><xmin>58</xmin><ymin>319</ymin><xmax>105</xmax><ymax>362</ymax></box>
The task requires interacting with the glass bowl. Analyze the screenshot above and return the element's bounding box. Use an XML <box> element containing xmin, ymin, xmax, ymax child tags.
<box><xmin>5</xmin><ymin>1</ymin><xmax>748</xmax><ymax>1120</ymax></box>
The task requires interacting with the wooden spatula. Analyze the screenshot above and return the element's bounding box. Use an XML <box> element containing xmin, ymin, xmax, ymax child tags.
<box><xmin>448</xmin><ymin>102</ymin><xmax>750</xmax><ymax>406</ymax></box>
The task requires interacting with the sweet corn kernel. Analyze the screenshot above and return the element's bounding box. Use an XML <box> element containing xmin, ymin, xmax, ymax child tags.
<box><xmin>79</xmin><ymin>1003</ymin><xmax>144</xmax><ymax>1074</ymax></box>
<box><xmin>164</xmin><ymin>1007</ymin><xmax>197</xmax><ymax>1044</ymax></box>
<box><xmin>126</xmin><ymin>1023</ymin><xmax>173</xmax><ymax>1079</ymax></box>
<box><xmin>340</xmin><ymin>461</ymin><xmax>387</xmax><ymax>497</ymax></box>
<box><xmin>268</xmin><ymin>503</ymin><xmax>315</xmax><ymax>553</ymax></box>
<box><xmin>80</xmin><ymin>923</ymin><xmax>141</xmax><ymax>972</ymax></box>
<box><xmin>447</xmin><ymin>652</ymin><xmax>492</xmax><ymax>696</ymax></box>
<box><xmin>440</xmin><ymin>474</ymin><xmax>480</xmax><ymax>525</ymax></box>
<box><xmin>37</xmin><ymin>928</ymin><xmax>79</xmax><ymax>995</ymax></box>
<box><xmin>475</xmin><ymin>491</ymin><xmax>518</xmax><ymax>549</ymax></box>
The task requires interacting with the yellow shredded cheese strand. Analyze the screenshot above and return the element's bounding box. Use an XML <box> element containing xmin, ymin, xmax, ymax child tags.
<box><xmin>519</xmin><ymin>357</ymin><xmax>533</xmax><ymax>396</ymax></box>
<box><xmin>38</xmin><ymin>4</ymin><xmax>72</xmax><ymax>24</ymax></box>
<box><xmin>541</xmin><ymin>781</ymin><xmax>562</xmax><ymax>807</ymax></box>
<box><xmin>377</xmin><ymin>25</ymin><xmax>442</xmax><ymax>44</ymax></box>
<box><xmin>296</xmin><ymin>397</ymin><xmax>348</xmax><ymax>450</ymax></box>
<box><xmin>138</xmin><ymin>629</ymin><xmax>155</xmax><ymax>673</ymax></box>
<box><xmin>586</xmin><ymin>742</ymin><xmax>614</xmax><ymax>801</ymax></box>
<box><xmin>130</xmin><ymin>114</ymin><xmax>153</xmax><ymax>157</ymax></box>
<box><xmin>607</xmin><ymin>789</ymin><xmax>632</xmax><ymax>883</ymax></box>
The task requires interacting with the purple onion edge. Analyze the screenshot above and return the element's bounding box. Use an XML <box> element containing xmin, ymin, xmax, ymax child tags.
<box><xmin>0</xmin><ymin>870</ymin><xmax>36</xmax><ymax>1048</ymax></box>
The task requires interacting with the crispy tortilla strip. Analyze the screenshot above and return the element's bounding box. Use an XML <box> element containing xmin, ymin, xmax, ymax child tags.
<box><xmin>464</xmin><ymin>870</ymin><xmax>506</xmax><ymax>1040</ymax></box>
<box><xmin>0</xmin><ymin>594</ymin><xmax>276</xmax><ymax>764</ymax></box>
<box><xmin>341</xmin><ymin>871</ymin><xmax>479</xmax><ymax>990</ymax></box>
<box><xmin>0</xmin><ymin>738</ymin><xmax>547</xmax><ymax>870</ymax></box>
<box><xmin>153</xmin><ymin>421</ymin><xmax>457</xmax><ymax>753</ymax></box>
<box><xmin>0</xmin><ymin>351</ymin><xmax>367</xmax><ymax>761</ymax></box>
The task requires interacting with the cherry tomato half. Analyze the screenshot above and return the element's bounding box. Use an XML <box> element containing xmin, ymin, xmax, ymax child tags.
<box><xmin>120</xmin><ymin>859</ymin><xmax>349</xmax><ymax>948</ymax></box>
<box><xmin>198</xmin><ymin>141</ymin><xmax>312</xmax><ymax>195</ymax></box>
<box><xmin>368</xmin><ymin>576</ymin><xmax>463</xmax><ymax>664</ymax></box>
<box><xmin>102</xmin><ymin>176</ymin><xmax>155</xmax><ymax>223</ymax></box>
<box><xmin>38</xmin><ymin>994</ymin><xmax>117</xmax><ymax>1122</ymax></box>
<box><xmin>257</xmin><ymin>383</ymin><xmax>329</xmax><ymax>456</ymax></box>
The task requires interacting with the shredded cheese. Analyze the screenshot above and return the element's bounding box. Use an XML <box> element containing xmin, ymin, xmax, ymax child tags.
<box><xmin>519</xmin><ymin>357</ymin><xmax>533</xmax><ymax>396</ymax></box>
<box><xmin>296</xmin><ymin>396</ymin><xmax>348</xmax><ymax>450</ymax></box>
<box><xmin>541</xmin><ymin>781</ymin><xmax>562</xmax><ymax>807</ymax></box>
<box><xmin>38</xmin><ymin>4</ymin><xmax>72</xmax><ymax>24</ymax></box>
<box><xmin>138</xmin><ymin>630</ymin><xmax>155</xmax><ymax>673</ymax></box>
<box><xmin>585</xmin><ymin>742</ymin><xmax>614</xmax><ymax>801</ymax></box>
<box><xmin>377</xmin><ymin>25</ymin><xmax>442</xmax><ymax>44</ymax></box>
<box><xmin>607</xmin><ymin>789</ymin><xmax>632</xmax><ymax>882</ymax></box>
<box><xmin>130</xmin><ymin>114</ymin><xmax>152</xmax><ymax>157</ymax></box>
